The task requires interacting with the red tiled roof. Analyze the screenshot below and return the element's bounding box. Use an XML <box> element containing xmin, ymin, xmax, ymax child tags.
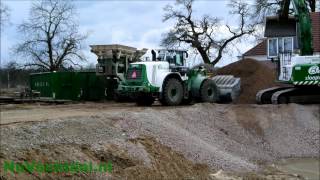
<box><xmin>311</xmin><ymin>12</ymin><xmax>320</xmax><ymax>52</ymax></box>
<box><xmin>243</xmin><ymin>40</ymin><xmax>267</xmax><ymax>56</ymax></box>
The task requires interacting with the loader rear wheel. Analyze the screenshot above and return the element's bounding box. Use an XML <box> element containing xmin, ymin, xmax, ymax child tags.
<box><xmin>200</xmin><ymin>79</ymin><xmax>217</xmax><ymax>103</ymax></box>
<box><xmin>162</xmin><ymin>78</ymin><xmax>183</xmax><ymax>106</ymax></box>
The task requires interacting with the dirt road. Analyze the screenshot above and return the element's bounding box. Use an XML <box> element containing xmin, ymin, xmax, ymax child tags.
<box><xmin>0</xmin><ymin>102</ymin><xmax>144</xmax><ymax>125</ymax></box>
<box><xmin>0</xmin><ymin>102</ymin><xmax>319</xmax><ymax>179</ymax></box>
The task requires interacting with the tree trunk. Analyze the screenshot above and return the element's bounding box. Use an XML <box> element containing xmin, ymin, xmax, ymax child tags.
<box><xmin>308</xmin><ymin>0</ymin><xmax>316</xmax><ymax>12</ymax></box>
<box><xmin>196</xmin><ymin>47</ymin><xmax>211</xmax><ymax>64</ymax></box>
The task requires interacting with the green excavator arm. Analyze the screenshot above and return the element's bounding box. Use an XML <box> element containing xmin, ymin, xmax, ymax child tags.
<box><xmin>279</xmin><ymin>0</ymin><xmax>313</xmax><ymax>55</ymax></box>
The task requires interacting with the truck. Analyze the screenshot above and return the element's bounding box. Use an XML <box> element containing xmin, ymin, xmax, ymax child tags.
<box><xmin>116</xmin><ymin>49</ymin><xmax>219</xmax><ymax>106</ymax></box>
<box><xmin>256</xmin><ymin>0</ymin><xmax>320</xmax><ymax>104</ymax></box>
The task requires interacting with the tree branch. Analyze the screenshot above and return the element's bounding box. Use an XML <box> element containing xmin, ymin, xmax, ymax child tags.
<box><xmin>15</xmin><ymin>0</ymin><xmax>87</xmax><ymax>71</ymax></box>
<box><xmin>161</xmin><ymin>0</ymin><xmax>256</xmax><ymax>66</ymax></box>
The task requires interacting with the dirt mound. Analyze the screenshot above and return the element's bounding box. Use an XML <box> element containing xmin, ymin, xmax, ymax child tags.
<box><xmin>217</xmin><ymin>59</ymin><xmax>283</xmax><ymax>104</ymax></box>
<box><xmin>124</xmin><ymin>137</ymin><xmax>211</xmax><ymax>179</ymax></box>
<box><xmin>0</xmin><ymin>137</ymin><xmax>211</xmax><ymax>180</ymax></box>
<box><xmin>0</xmin><ymin>103</ymin><xmax>319</xmax><ymax>179</ymax></box>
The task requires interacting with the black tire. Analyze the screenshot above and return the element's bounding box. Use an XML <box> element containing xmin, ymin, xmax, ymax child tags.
<box><xmin>113</xmin><ymin>92</ymin><xmax>121</xmax><ymax>102</ymax></box>
<box><xmin>159</xmin><ymin>97</ymin><xmax>167</xmax><ymax>106</ymax></box>
<box><xmin>162</xmin><ymin>78</ymin><xmax>184</xmax><ymax>106</ymax></box>
<box><xmin>199</xmin><ymin>79</ymin><xmax>218</xmax><ymax>103</ymax></box>
<box><xmin>136</xmin><ymin>95</ymin><xmax>154</xmax><ymax>106</ymax></box>
<box><xmin>114</xmin><ymin>92</ymin><xmax>126</xmax><ymax>102</ymax></box>
<box><xmin>181</xmin><ymin>94</ymin><xmax>193</xmax><ymax>105</ymax></box>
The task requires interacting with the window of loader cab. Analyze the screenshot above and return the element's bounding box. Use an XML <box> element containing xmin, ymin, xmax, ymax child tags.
<box><xmin>166</xmin><ymin>55</ymin><xmax>174</xmax><ymax>65</ymax></box>
<box><xmin>175</xmin><ymin>54</ymin><xmax>183</xmax><ymax>66</ymax></box>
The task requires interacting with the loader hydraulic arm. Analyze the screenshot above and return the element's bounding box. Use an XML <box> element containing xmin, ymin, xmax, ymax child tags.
<box><xmin>279</xmin><ymin>0</ymin><xmax>313</xmax><ymax>55</ymax></box>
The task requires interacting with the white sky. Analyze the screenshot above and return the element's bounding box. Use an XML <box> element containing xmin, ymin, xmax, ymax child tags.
<box><xmin>1</xmin><ymin>0</ymin><xmax>260</xmax><ymax>68</ymax></box>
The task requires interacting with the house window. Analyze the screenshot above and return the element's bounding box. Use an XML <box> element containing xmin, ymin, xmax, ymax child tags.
<box><xmin>283</xmin><ymin>37</ymin><xmax>293</xmax><ymax>53</ymax></box>
<box><xmin>278</xmin><ymin>37</ymin><xmax>283</xmax><ymax>53</ymax></box>
<box><xmin>268</xmin><ymin>38</ymin><xmax>278</xmax><ymax>57</ymax></box>
<box><xmin>268</xmin><ymin>37</ymin><xmax>294</xmax><ymax>57</ymax></box>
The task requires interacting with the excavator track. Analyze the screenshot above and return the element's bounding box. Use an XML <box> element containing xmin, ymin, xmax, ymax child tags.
<box><xmin>257</xmin><ymin>86</ymin><xmax>320</xmax><ymax>104</ymax></box>
<box><xmin>256</xmin><ymin>87</ymin><xmax>290</xmax><ymax>104</ymax></box>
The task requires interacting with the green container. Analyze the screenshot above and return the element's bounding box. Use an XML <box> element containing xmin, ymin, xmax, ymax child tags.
<box><xmin>30</xmin><ymin>71</ymin><xmax>116</xmax><ymax>101</ymax></box>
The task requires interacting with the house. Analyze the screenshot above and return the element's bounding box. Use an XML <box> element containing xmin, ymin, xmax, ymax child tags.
<box><xmin>243</xmin><ymin>12</ymin><xmax>320</xmax><ymax>61</ymax></box>
<box><xmin>242</xmin><ymin>39</ymin><xmax>267</xmax><ymax>61</ymax></box>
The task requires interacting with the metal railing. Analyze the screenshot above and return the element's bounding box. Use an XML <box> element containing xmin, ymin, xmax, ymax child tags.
<box><xmin>278</xmin><ymin>51</ymin><xmax>292</xmax><ymax>81</ymax></box>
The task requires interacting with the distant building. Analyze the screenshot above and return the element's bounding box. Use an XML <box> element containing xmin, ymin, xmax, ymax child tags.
<box><xmin>243</xmin><ymin>12</ymin><xmax>320</xmax><ymax>61</ymax></box>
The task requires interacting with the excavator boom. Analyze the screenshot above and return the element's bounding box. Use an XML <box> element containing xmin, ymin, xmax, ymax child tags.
<box><xmin>279</xmin><ymin>0</ymin><xmax>313</xmax><ymax>55</ymax></box>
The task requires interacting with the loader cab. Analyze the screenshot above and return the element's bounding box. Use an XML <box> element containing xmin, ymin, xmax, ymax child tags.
<box><xmin>154</xmin><ymin>49</ymin><xmax>189</xmax><ymax>74</ymax></box>
<box><xmin>151</xmin><ymin>49</ymin><xmax>189</xmax><ymax>73</ymax></box>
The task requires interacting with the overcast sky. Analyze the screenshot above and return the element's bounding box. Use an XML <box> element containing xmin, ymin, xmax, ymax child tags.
<box><xmin>1</xmin><ymin>0</ymin><xmax>259</xmax><ymax>68</ymax></box>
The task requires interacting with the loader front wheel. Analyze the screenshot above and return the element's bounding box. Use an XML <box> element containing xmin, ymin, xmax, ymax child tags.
<box><xmin>162</xmin><ymin>78</ymin><xmax>183</xmax><ymax>106</ymax></box>
<box><xmin>200</xmin><ymin>79</ymin><xmax>217</xmax><ymax>103</ymax></box>
<box><xmin>114</xmin><ymin>92</ymin><xmax>126</xmax><ymax>102</ymax></box>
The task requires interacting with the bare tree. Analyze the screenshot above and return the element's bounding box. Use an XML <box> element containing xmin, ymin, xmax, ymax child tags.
<box><xmin>306</xmin><ymin>0</ymin><xmax>316</xmax><ymax>12</ymax></box>
<box><xmin>253</xmin><ymin>0</ymin><xmax>282</xmax><ymax>24</ymax></box>
<box><xmin>15</xmin><ymin>0</ymin><xmax>87</xmax><ymax>71</ymax></box>
<box><xmin>253</xmin><ymin>0</ymin><xmax>317</xmax><ymax>24</ymax></box>
<box><xmin>161</xmin><ymin>0</ymin><xmax>256</xmax><ymax>66</ymax></box>
<box><xmin>0</xmin><ymin>2</ymin><xmax>10</xmax><ymax>30</ymax></box>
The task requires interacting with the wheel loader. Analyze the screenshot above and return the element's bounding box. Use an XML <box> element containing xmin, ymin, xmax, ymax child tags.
<box><xmin>116</xmin><ymin>49</ymin><xmax>219</xmax><ymax>106</ymax></box>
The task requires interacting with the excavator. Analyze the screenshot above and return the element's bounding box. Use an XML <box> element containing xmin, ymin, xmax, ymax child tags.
<box><xmin>256</xmin><ymin>0</ymin><xmax>320</xmax><ymax>104</ymax></box>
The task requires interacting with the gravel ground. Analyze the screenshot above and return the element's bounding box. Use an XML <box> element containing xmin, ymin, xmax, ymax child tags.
<box><xmin>0</xmin><ymin>102</ymin><xmax>319</xmax><ymax>179</ymax></box>
<box><xmin>116</xmin><ymin>103</ymin><xmax>319</xmax><ymax>171</ymax></box>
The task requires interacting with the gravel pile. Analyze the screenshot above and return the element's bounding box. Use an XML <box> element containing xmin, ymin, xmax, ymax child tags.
<box><xmin>0</xmin><ymin>103</ymin><xmax>319</xmax><ymax>177</ymax></box>
<box><xmin>117</xmin><ymin>103</ymin><xmax>319</xmax><ymax>171</ymax></box>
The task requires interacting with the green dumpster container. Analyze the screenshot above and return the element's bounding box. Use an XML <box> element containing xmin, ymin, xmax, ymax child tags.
<box><xmin>30</xmin><ymin>71</ymin><xmax>113</xmax><ymax>101</ymax></box>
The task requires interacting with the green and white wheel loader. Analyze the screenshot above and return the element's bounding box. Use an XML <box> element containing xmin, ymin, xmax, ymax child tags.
<box><xmin>116</xmin><ymin>49</ymin><xmax>219</xmax><ymax>106</ymax></box>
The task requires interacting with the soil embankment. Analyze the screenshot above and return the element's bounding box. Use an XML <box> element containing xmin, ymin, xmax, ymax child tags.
<box><xmin>0</xmin><ymin>103</ymin><xmax>319</xmax><ymax>179</ymax></box>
